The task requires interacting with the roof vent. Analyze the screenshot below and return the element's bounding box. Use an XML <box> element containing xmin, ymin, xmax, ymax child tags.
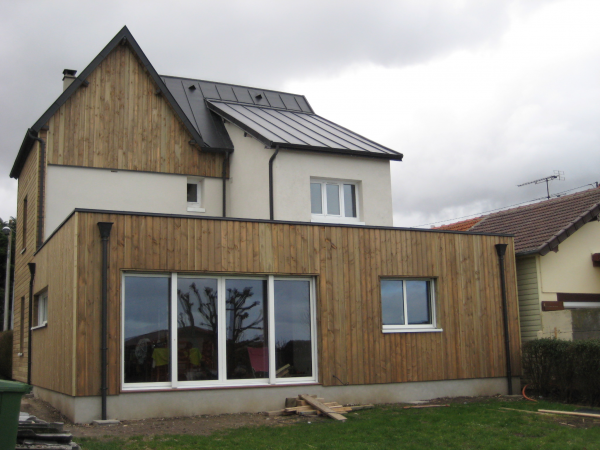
<box><xmin>188</xmin><ymin>85</ymin><xmax>196</xmax><ymax>91</ymax></box>
<box><xmin>255</xmin><ymin>94</ymin><xmax>262</xmax><ymax>100</ymax></box>
<box><xmin>62</xmin><ymin>69</ymin><xmax>77</xmax><ymax>91</ymax></box>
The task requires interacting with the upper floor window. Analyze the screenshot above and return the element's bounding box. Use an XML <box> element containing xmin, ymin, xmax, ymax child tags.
<box><xmin>187</xmin><ymin>178</ymin><xmax>205</xmax><ymax>212</ymax></box>
<box><xmin>310</xmin><ymin>179</ymin><xmax>362</xmax><ymax>224</ymax></box>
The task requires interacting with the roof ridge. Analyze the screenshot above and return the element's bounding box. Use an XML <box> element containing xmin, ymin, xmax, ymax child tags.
<box><xmin>160</xmin><ymin>75</ymin><xmax>306</xmax><ymax>99</ymax></box>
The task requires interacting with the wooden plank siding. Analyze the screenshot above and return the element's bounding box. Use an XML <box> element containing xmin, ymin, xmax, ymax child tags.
<box><xmin>12</xmin><ymin>140</ymin><xmax>42</xmax><ymax>383</ymax></box>
<box><xmin>516</xmin><ymin>256</ymin><xmax>542</xmax><ymax>342</ymax></box>
<box><xmin>58</xmin><ymin>211</ymin><xmax>521</xmax><ymax>397</ymax></box>
<box><xmin>29</xmin><ymin>216</ymin><xmax>77</xmax><ymax>395</ymax></box>
<box><xmin>44</xmin><ymin>43</ymin><xmax>225</xmax><ymax>179</ymax></box>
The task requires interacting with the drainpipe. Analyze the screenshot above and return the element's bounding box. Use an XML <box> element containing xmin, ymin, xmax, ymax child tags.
<box><xmin>495</xmin><ymin>243</ymin><xmax>512</xmax><ymax>395</ymax></box>
<box><xmin>27</xmin><ymin>263</ymin><xmax>36</xmax><ymax>386</ymax></box>
<box><xmin>269</xmin><ymin>146</ymin><xmax>280</xmax><ymax>220</ymax></box>
<box><xmin>98</xmin><ymin>222</ymin><xmax>113</xmax><ymax>420</ymax></box>
<box><xmin>28</xmin><ymin>129</ymin><xmax>46</xmax><ymax>250</ymax></box>
<box><xmin>222</xmin><ymin>152</ymin><xmax>229</xmax><ymax>217</ymax></box>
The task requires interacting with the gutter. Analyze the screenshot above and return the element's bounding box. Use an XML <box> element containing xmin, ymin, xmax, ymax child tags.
<box><xmin>269</xmin><ymin>146</ymin><xmax>280</xmax><ymax>220</ymax></box>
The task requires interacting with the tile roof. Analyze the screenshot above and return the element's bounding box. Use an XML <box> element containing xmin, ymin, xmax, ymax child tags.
<box><xmin>469</xmin><ymin>187</ymin><xmax>600</xmax><ymax>255</ymax></box>
<box><xmin>433</xmin><ymin>217</ymin><xmax>483</xmax><ymax>231</ymax></box>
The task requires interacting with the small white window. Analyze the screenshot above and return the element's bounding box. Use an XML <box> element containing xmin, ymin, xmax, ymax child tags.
<box><xmin>381</xmin><ymin>278</ymin><xmax>441</xmax><ymax>333</ymax></box>
<box><xmin>36</xmin><ymin>291</ymin><xmax>48</xmax><ymax>328</ymax></box>
<box><xmin>187</xmin><ymin>179</ymin><xmax>205</xmax><ymax>212</ymax></box>
<box><xmin>310</xmin><ymin>179</ymin><xmax>362</xmax><ymax>224</ymax></box>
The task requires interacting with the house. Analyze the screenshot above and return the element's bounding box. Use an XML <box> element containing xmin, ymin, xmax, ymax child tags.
<box><xmin>436</xmin><ymin>187</ymin><xmax>600</xmax><ymax>342</ymax></box>
<box><xmin>10</xmin><ymin>27</ymin><xmax>521</xmax><ymax>423</ymax></box>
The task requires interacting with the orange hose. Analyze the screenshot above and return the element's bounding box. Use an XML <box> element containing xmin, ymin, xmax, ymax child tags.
<box><xmin>522</xmin><ymin>384</ymin><xmax>537</xmax><ymax>402</ymax></box>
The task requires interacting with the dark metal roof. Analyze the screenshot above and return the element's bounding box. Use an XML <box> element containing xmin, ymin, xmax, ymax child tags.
<box><xmin>206</xmin><ymin>100</ymin><xmax>403</xmax><ymax>160</ymax></box>
<box><xmin>161</xmin><ymin>75</ymin><xmax>402</xmax><ymax>161</ymax></box>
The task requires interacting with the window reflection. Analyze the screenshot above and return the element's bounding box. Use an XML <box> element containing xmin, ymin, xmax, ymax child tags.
<box><xmin>124</xmin><ymin>276</ymin><xmax>171</xmax><ymax>383</ymax></box>
<box><xmin>177</xmin><ymin>278</ymin><xmax>218</xmax><ymax>381</ymax></box>
<box><xmin>274</xmin><ymin>280</ymin><xmax>312</xmax><ymax>378</ymax></box>
<box><xmin>226</xmin><ymin>279</ymin><xmax>268</xmax><ymax>380</ymax></box>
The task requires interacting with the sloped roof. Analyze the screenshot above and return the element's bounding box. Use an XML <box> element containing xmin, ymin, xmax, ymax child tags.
<box><xmin>162</xmin><ymin>75</ymin><xmax>402</xmax><ymax>160</ymax></box>
<box><xmin>469</xmin><ymin>187</ymin><xmax>600</xmax><ymax>255</ymax></box>
<box><xmin>434</xmin><ymin>217</ymin><xmax>483</xmax><ymax>231</ymax></box>
<box><xmin>12</xmin><ymin>27</ymin><xmax>402</xmax><ymax>179</ymax></box>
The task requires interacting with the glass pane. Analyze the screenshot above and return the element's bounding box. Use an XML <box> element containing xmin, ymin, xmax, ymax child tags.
<box><xmin>343</xmin><ymin>184</ymin><xmax>357</xmax><ymax>218</ymax></box>
<box><xmin>326</xmin><ymin>184</ymin><xmax>340</xmax><ymax>215</ymax></box>
<box><xmin>226</xmin><ymin>279</ymin><xmax>268</xmax><ymax>380</ymax></box>
<box><xmin>177</xmin><ymin>278</ymin><xmax>218</xmax><ymax>381</ymax></box>
<box><xmin>381</xmin><ymin>280</ymin><xmax>404</xmax><ymax>325</ymax></box>
<box><xmin>406</xmin><ymin>281</ymin><xmax>432</xmax><ymax>325</ymax></box>
<box><xmin>187</xmin><ymin>183</ymin><xmax>197</xmax><ymax>203</ymax></box>
<box><xmin>274</xmin><ymin>280</ymin><xmax>312</xmax><ymax>378</ymax></box>
<box><xmin>124</xmin><ymin>276</ymin><xmax>171</xmax><ymax>383</ymax></box>
<box><xmin>310</xmin><ymin>183</ymin><xmax>322</xmax><ymax>214</ymax></box>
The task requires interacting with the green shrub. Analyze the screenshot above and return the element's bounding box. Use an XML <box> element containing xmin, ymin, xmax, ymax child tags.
<box><xmin>0</xmin><ymin>330</ymin><xmax>13</xmax><ymax>379</ymax></box>
<box><xmin>523</xmin><ymin>338</ymin><xmax>600</xmax><ymax>404</ymax></box>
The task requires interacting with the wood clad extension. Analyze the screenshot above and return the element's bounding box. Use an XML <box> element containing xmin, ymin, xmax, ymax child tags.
<box><xmin>59</xmin><ymin>211</ymin><xmax>520</xmax><ymax>397</ymax></box>
<box><xmin>44</xmin><ymin>44</ymin><xmax>225</xmax><ymax>178</ymax></box>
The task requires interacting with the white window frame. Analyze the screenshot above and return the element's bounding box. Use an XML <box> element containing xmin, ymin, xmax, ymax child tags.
<box><xmin>381</xmin><ymin>278</ymin><xmax>442</xmax><ymax>334</ymax></box>
<box><xmin>32</xmin><ymin>291</ymin><xmax>48</xmax><ymax>330</ymax></box>
<box><xmin>186</xmin><ymin>178</ymin><xmax>205</xmax><ymax>212</ymax></box>
<box><xmin>310</xmin><ymin>178</ymin><xmax>364</xmax><ymax>225</ymax></box>
<box><xmin>121</xmin><ymin>272</ymin><xmax>317</xmax><ymax>391</ymax></box>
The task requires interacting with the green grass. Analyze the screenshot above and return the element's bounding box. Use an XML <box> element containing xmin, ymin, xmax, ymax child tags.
<box><xmin>77</xmin><ymin>399</ymin><xmax>600</xmax><ymax>450</ymax></box>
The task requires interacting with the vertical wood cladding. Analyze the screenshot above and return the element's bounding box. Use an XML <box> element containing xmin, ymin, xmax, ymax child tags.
<box><xmin>29</xmin><ymin>217</ymin><xmax>77</xmax><ymax>395</ymax></box>
<box><xmin>44</xmin><ymin>44</ymin><xmax>225</xmax><ymax>178</ymax></box>
<box><xmin>12</xmin><ymin>142</ymin><xmax>41</xmax><ymax>382</ymax></box>
<box><xmin>66</xmin><ymin>212</ymin><xmax>520</xmax><ymax>397</ymax></box>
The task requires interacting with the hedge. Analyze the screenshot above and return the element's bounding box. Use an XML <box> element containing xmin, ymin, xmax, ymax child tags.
<box><xmin>0</xmin><ymin>330</ymin><xmax>12</xmax><ymax>379</ymax></box>
<box><xmin>522</xmin><ymin>338</ymin><xmax>600</xmax><ymax>404</ymax></box>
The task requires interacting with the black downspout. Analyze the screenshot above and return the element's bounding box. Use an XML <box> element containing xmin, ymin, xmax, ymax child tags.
<box><xmin>495</xmin><ymin>243</ymin><xmax>513</xmax><ymax>395</ymax></box>
<box><xmin>269</xmin><ymin>146</ymin><xmax>280</xmax><ymax>221</ymax></box>
<box><xmin>222</xmin><ymin>152</ymin><xmax>229</xmax><ymax>218</ymax></box>
<box><xmin>27</xmin><ymin>263</ymin><xmax>36</xmax><ymax>386</ymax></box>
<box><xmin>98</xmin><ymin>222</ymin><xmax>113</xmax><ymax>421</ymax></box>
<box><xmin>28</xmin><ymin>129</ymin><xmax>46</xmax><ymax>250</ymax></box>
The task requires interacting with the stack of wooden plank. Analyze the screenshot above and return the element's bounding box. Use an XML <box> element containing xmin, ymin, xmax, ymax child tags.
<box><xmin>266</xmin><ymin>394</ymin><xmax>373</xmax><ymax>421</ymax></box>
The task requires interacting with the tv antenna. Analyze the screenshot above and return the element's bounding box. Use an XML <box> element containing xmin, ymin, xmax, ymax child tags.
<box><xmin>518</xmin><ymin>171</ymin><xmax>565</xmax><ymax>200</ymax></box>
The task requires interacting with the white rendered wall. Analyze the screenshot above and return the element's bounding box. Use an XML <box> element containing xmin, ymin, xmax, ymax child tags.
<box><xmin>225</xmin><ymin>123</ymin><xmax>393</xmax><ymax>226</ymax></box>
<box><xmin>45</xmin><ymin>165</ymin><xmax>223</xmax><ymax>238</ymax></box>
<box><xmin>538</xmin><ymin>220</ymin><xmax>600</xmax><ymax>302</ymax></box>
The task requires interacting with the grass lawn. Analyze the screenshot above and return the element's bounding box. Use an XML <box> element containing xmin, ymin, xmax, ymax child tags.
<box><xmin>78</xmin><ymin>399</ymin><xmax>600</xmax><ymax>450</ymax></box>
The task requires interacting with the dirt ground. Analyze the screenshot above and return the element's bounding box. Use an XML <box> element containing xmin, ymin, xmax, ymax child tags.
<box><xmin>19</xmin><ymin>394</ymin><xmax>600</xmax><ymax>440</ymax></box>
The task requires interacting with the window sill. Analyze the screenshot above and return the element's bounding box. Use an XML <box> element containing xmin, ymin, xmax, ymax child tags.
<box><xmin>186</xmin><ymin>206</ymin><xmax>206</xmax><ymax>213</ymax></box>
<box><xmin>31</xmin><ymin>322</ymin><xmax>48</xmax><ymax>331</ymax></box>
<box><xmin>311</xmin><ymin>216</ymin><xmax>364</xmax><ymax>226</ymax></box>
<box><xmin>382</xmin><ymin>327</ymin><xmax>443</xmax><ymax>334</ymax></box>
<box><xmin>121</xmin><ymin>380</ymin><xmax>319</xmax><ymax>392</ymax></box>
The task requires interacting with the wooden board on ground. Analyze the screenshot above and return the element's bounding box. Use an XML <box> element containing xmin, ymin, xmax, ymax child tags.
<box><xmin>538</xmin><ymin>409</ymin><xmax>600</xmax><ymax>419</ymax></box>
<box><xmin>299</xmin><ymin>394</ymin><xmax>347</xmax><ymax>421</ymax></box>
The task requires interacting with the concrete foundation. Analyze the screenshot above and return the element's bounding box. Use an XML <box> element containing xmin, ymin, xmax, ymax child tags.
<box><xmin>34</xmin><ymin>377</ymin><xmax>521</xmax><ymax>424</ymax></box>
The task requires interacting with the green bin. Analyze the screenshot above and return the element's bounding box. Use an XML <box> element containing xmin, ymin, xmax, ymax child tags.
<box><xmin>0</xmin><ymin>380</ymin><xmax>32</xmax><ymax>450</ymax></box>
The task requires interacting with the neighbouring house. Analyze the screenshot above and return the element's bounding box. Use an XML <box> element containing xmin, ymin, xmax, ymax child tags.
<box><xmin>10</xmin><ymin>27</ymin><xmax>521</xmax><ymax>423</ymax></box>
<box><xmin>437</xmin><ymin>187</ymin><xmax>600</xmax><ymax>342</ymax></box>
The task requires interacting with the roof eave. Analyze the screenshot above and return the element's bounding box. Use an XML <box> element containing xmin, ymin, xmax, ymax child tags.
<box><xmin>516</xmin><ymin>203</ymin><xmax>600</xmax><ymax>257</ymax></box>
<box><xmin>206</xmin><ymin>101</ymin><xmax>403</xmax><ymax>162</ymax></box>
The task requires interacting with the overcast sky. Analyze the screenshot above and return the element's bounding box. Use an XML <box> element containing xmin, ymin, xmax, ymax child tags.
<box><xmin>1</xmin><ymin>0</ymin><xmax>598</xmax><ymax>227</ymax></box>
